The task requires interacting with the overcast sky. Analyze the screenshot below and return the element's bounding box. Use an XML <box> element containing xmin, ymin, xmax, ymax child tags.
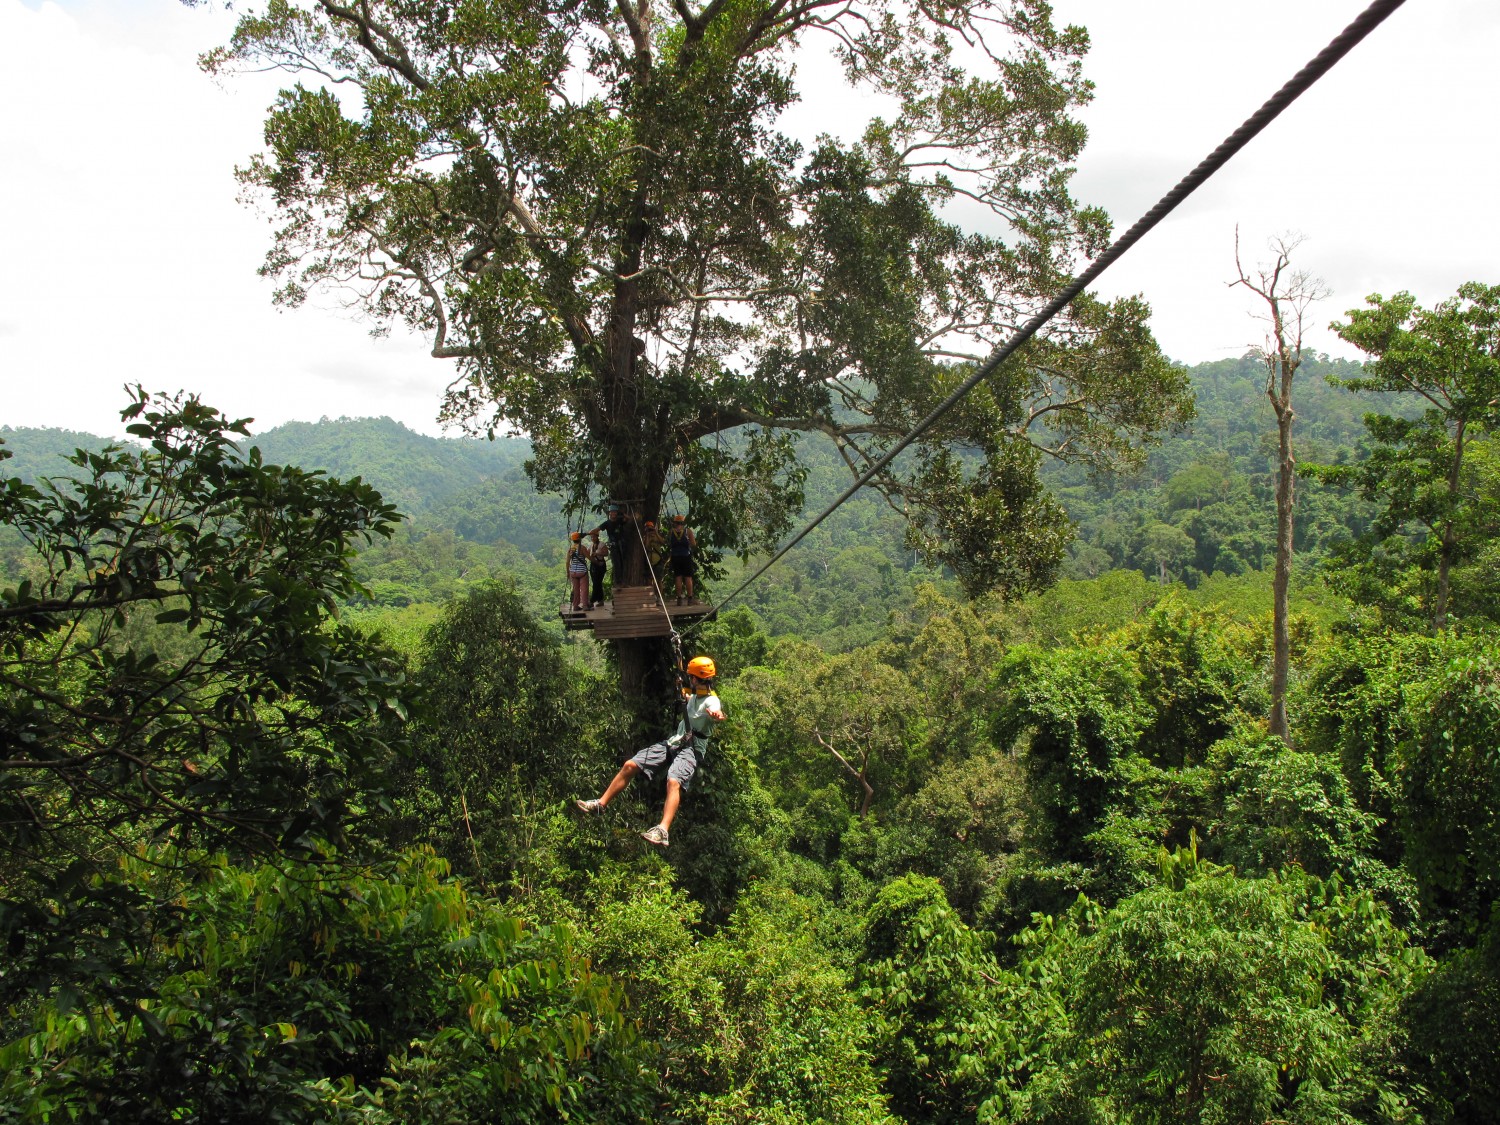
<box><xmin>2</xmin><ymin>0</ymin><xmax>1496</xmax><ymax>440</ymax></box>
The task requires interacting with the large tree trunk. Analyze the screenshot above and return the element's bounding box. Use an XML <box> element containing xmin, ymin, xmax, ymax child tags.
<box><xmin>1233</xmin><ymin>232</ymin><xmax>1322</xmax><ymax>749</ymax></box>
<box><xmin>609</xmin><ymin>492</ymin><xmax>675</xmax><ymax>742</ymax></box>
<box><xmin>1270</xmin><ymin>400</ymin><xmax>1294</xmax><ymax>745</ymax></box>
<box><xmin>616</xmin><ymin>636</ymin><xmax>675</xmax><ymax>742</ymax></box>
<box><xmin>1434</xmin><ymin>527</ymin><xmax>1454</xmax><ymax>635</ymax></box>
<box><xmin>601</xmin><ymin>187</ymin><xmax>683</xmax><ymax>739</ymax></box>
<box><xmin>1433</xmin><ymin>421</ymin><xmax>1467</xmax><ymax>634</ymax></box>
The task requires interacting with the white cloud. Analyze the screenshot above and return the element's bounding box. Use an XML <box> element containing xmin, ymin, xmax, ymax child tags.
<box><xmin>1061</xmin><ymin>0</ymin><xmax>1500</xmax><ymax>362</ymax></box>
<box><xmin>0</xmin><ymin>0</ymin><xmax>455</xmax><ymax>438</ymax></box>
<box><xmin>2</xmin><ymin>0</ymin><xmax>1497</xmax><ymax>439</ymax></box>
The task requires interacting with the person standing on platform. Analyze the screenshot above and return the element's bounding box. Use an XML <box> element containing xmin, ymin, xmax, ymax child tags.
<box><xmin>588</xmin><ymin>529</ymin><xmax>609</xmax><ymax>608</ymax></box>
<box><xmin>666</xmin><ymin>514</ymin><xmax>697</xmax><ymax>605</ymax></box>
<box><xmin>590</xmin><ymin>503</ymin><xmax>629</xmax><ymax>589</ymax></box>
<box><xmin>565</xmin><ymin>531</ymin><xmax>590</xmax><ymax>612</ymax></box>
<box><xmin>643</xmin><ymin>520</ymin><xmax>667</xmax><ymax>585</ymax></box>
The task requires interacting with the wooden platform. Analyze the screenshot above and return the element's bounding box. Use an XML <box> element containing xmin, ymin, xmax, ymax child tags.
<box><xmin>561</xmin><ymin>585</ymin><xmax>715</xmax><ymax>638</ymax></box>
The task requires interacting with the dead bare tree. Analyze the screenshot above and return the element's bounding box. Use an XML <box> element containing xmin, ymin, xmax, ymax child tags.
<box><xmin>814</xmin><ymin>731</ymin><xmax>876</xmax><ymax>819</ymax></box>
<box><xmin>1231</xmin><ymin>231</ymin><xmax>1328</xmax><ymax>746</ymax></box>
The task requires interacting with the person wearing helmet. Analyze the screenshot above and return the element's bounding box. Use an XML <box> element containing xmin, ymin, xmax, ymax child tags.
<box><xmin>587</xmin><ymin>529</ymin><xmax>609</xmax><ymax>608</ymax></box>
<box><xmin>667</xmin><ymin>514</ymin><xmax>697</xmax><ymax>605</ymax></box>
<box><xmin>565</xmin><ymin>531</ymin><xmax>590</xmax><ymax>612</ymax></box>
<box><xmin>575</xmin><ymin>655</ymin><xmax>726</xmax><ymax>847</ymax></box>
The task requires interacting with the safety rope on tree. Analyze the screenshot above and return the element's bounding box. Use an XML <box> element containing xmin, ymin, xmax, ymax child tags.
<box><xmin>627</xmin><ymin>505</ymin><xmax>684</xmax><ymax>668</ymax></box>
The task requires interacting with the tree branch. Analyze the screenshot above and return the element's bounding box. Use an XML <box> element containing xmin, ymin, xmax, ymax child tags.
<box><xmin>318</xmin><ymin>0</ymin><xmax>429</xmax><ymax>90</ymax></box>
<box><xmin>814</xmin><ymin>731</ymin><xmax>874</xmax><ymax>818</ymax></box>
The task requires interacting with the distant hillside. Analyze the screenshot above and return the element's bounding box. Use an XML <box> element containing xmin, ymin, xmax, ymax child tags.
<box><xmin>5</xmin><ymin>355</ymin><xmax>1406</xmax><ymax>603</ymax></box>
<box><xmin>0</xmin><ymin>427</ymin><xmax>119</xmax><ymax>483</ymax></box>
<box><xmin>250</xmin><ymin>416</ymin><xmax>546</xmax><ymax>517</ymax></box>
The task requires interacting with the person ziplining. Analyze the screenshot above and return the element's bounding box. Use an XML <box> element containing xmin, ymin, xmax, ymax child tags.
<box><xmin>574</xmin><ymin>655</ymin><xmax>726</xmax><ymax>847</ymax></box>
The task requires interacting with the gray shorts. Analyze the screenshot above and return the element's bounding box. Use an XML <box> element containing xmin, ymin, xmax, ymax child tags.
<box><xmin>630</xmin><ymin>740</ymin><xmax>700</xmax><ymax>791</ymax></box>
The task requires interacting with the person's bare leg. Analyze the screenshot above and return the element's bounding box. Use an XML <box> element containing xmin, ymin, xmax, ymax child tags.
<box><xmin>598</xmin><ymin>760</ymin><xmax>639</xmax><ymax>807</ymax></box>
<box><xmin>659</xmin><ymin>778</ymin><xmax>682</xmax><ymax>830</ymax></box>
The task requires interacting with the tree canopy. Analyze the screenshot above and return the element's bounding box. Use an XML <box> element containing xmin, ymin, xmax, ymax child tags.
<box><xmin>1317</xmin><ymin>283</ymin><xmax>1500</xmax><ymax>631</ymax></box>
<box><xmin>208</xmin><ymin>0</ymin><xmax>1189</xmax><ymax>602</ymax></box>
<box><xmin>0</xmin><ymin>390</ymin><xmax>414</xmax><ymax>1020</ymax></box>
<box><xmin>7</xmin><ymin>375</ymin><xmax>1500</xmax><ymax>1120</ymax></box>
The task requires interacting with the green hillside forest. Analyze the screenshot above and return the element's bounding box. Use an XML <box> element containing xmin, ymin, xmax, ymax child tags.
<box><xmin>4</xmin><ymin>331</ymin><xmax>1500</xmax><ymax>1124</ymax></box>
<box><xmin>6</xmin><ymin>0</ymin><xmax>1500</xmax><ymax>1119</ymax></box>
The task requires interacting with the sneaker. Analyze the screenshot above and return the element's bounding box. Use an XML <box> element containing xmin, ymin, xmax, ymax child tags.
<box><xmin>575</xmin><ymin>798</ymin><xmax>604</xmax><ymax>814</ymax></box>
<box><xmin>641</xmin><ymin>824</ymin><xmax>670</xmax><ymax>847</ymax></box>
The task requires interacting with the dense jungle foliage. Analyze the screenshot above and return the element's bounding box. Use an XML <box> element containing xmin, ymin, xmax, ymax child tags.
<box><xmin>0</xmin><ymin>352</ymin><xmax>1408</xmax><ymax>647</ymax></box>
<box><xmin>2</xmin><ymin>335</ymin><xmax>1498</xmax><ymax>1123</ymax></box>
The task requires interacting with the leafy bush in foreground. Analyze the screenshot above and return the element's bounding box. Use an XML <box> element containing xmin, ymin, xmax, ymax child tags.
<box><xmin>0</xmin><ymin>850</ymin><xmax>652</xmax><ymax>1124</ymax></box>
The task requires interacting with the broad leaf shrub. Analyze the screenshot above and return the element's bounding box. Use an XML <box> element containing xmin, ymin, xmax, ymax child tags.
<box><xmin>985</xmin><ymin>601</ymin><xmax>1398</xmax><ymax>928</ymax></box>
<box><xmin>1399</xmin><ymin>925</ymin><xmax>1500</xmax><ymax>1124</ymax></box>
<box><xmin>1304</xmin><ymin>628</ymin><xmax>1500</xmax><ymax>945</ymax></box>
<box><xmin>0</xmin><ymin>390</ymin><xmax>414</xmax><ymax>1028</ymax></box>
<box><xmin>996</xmin><ymin>846</ymin><xmax>1430</xmax><ymax>1125</ymax></box>
<box><xmin>988</xmin><ymin>602</ymin><xmax>1250</xmax><ymax>913</ymax></box>
<box><xmin>378</xmin><ymin>581</ymin><xmax>615</xmax><ymax>893</ymax></box>
<box><xmin>0</xmin><ymin>850</ymin><xmax>653</xmax><ymax>1124</ymax></box>
<box><xmin>990</xmin><ymin>638</ymin><xmax>1149</xmax><ymax>869</ymax></box>
<box><xmin>859</xmin><ymin>875</ymin><xmax>1014</xmax><ymax>1124</ymax></box>
<box><xmin>579</xmin><ymin>872</ymin><xmax>890</xmax><ymax>1123</ymax></box>
<box><xmin>1304</xmin><ymin>627</ymin><xmax>1500</xmax><ymax>1122</ymax></box>
<box><xmin>1207</xmin><ymin>727</ymin><xmax>1381</xmax><ymax>882</ymax></box>
<box><xmin>0</xmin><ymin>390</ymin><xmax>409</xmax><ymax>867</ymax></box>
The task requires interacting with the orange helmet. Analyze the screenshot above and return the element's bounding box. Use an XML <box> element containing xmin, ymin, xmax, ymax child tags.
<box><xmin>645</xmin><ymin>520</ymin><xmax>655</xmax><ymax>529</ymax></box>
<box><xmin>570</xmin><ymin>531</ymin><xmax>581</xmax><ymax>540</ymax></box>
<box><xmin>686</xmin><ymin>656</ymin><xmax>716</xmax><ymax>680</ymax></box>
<box><xmin>673</xmin><ymin>514</ymin><xmax>686</xmax><ymax>523</ymax></box>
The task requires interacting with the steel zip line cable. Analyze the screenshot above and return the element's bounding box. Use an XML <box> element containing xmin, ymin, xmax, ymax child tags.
<box><xmin>628</xmin><ymin>511</ymin><xmax>685</xmax><ymax>661</ymax></box>
<box><xmin>708</xmin><ymin>0</ymin><xmax>1408</xmax><ymax>619</ymax></box>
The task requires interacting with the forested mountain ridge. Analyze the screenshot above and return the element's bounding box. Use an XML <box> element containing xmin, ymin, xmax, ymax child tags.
<box><xmin>0</xmin><ymin>426</ymin><xmax>118</xmax><ymax>483</ymax></box>
<box><xmin>1</xmin><ymin>354</ymin><xmax>1403</xmax><ymax>641</ymax></box>
<box><xmin>249</xmin><ymin>416</ymin><xmax>542</xmax><ymax>519</ymax></box>
<box><xmin>1049</xmin><ymin>352</ymin><xmax>1408</xmax><ymax>585</ymax></box>
<box><xmin>3</xmin><ymin>322</ymin><xmax>1499</xmax><ymax>1121</ymax></box>
<box><xmin>251</xmin><ymin>353</ymin><xmax>1401</xmax><ymax>555</ymax></box>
